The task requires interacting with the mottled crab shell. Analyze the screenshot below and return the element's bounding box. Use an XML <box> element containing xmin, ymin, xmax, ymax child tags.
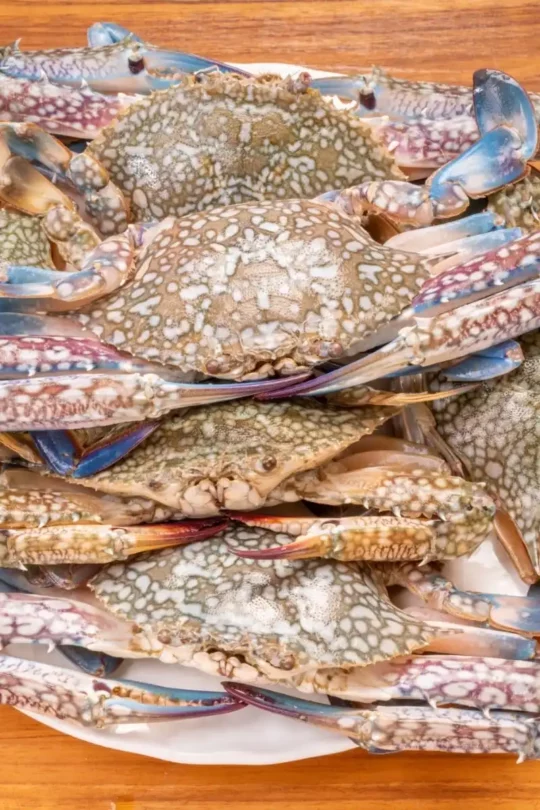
<box><xmin>0</xmin><ymin>209</ymin><xmax>54</xmax><ymax>270</ymax></box>
<box><xmin>488</xmin><ymin>173</ymin><xmax>540</xmax><ymax>233</ymax></box>
<box><xmin>91</xmin><ymin>528</ymin><xmax>437</xmax><ymax>677</ymax></box>
<box><xmin>432</xmin><ymin>331</ymin><xmax>540</xmax><ymax>572</ymax></box>
<box><xmin>77</xmin><ymin>399</ymin><xmax>394</xmax><ymax>514</ymax></box>
<box><xmin>87</xmin><ymin>73</ymin><xmax>404</xmax><ymax>222</ymax></box>
<box><xmin>76</xmin><ymin>199</ymin><xmax>429</xmax><ymax>378</ymax></box>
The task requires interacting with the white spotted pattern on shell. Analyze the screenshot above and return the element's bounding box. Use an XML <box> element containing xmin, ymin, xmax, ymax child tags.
<box><xmin>0</xmin><ymin>209</ymin><xmax>54</xmax><ymax>271</ymax></box>
<box><xmin>489</xmin><ymin>173</ymin><xmax>540</xmax><ymax>234</ymax></box>
<box><xmin>432</xmin><ymin>331</ymin><xmax>540</xmax><ymax>571</ymax></box>
<box><xmin>88</xmin><ymin>73</ymin><xmax>404</xmax><ymax>221</ymax></box>
<box><xmin>81</xmin><ymin>399</ymin><xmax>393</xmax><ymax>514</ymax></box>
<box><xmin>76</xmin><ymin>199</ymin><xmax>428</xmax><ymax>378</ymax></box>
<box><xmin>91</xmin><ymin>528</ymin><xmax>435</xmax><ymax>674</ymax></box>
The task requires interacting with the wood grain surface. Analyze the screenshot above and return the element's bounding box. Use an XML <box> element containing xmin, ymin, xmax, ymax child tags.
<box><xmin>1</xmin><ymin>2</ymin><xmax>540</xmax><ymax>808</ymax></box>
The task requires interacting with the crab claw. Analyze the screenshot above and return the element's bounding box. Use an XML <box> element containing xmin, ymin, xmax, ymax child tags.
<box><xmin>0</xmin><ymin>655</ymin><xmax>243</xmax><ymax>727</ymax></box>
<box><xmin>0</xmin><ymin>325</ymin><xmax>307</xmax><ymax>429</ymax></box>
<box><xmin>31</xmin><ymin>423</ymin><xmax>160</xmax><ymax>478</ymax></box>
<box><xmin>326</xmin><ymin>70</ymin><xmax>537</xmax><ymax>227</ymax></box>
<box><xmin>0</xmin><ymin>517</ymin><xmax>228</xmax><ymax>567</ymax></box>
<box><xmin>399</xmin><ymin>565</ymin><xmax>540</xmax><ymax>635</ymax></box>
<box><xmin>87</xmin><ymin>22</ymin><xmax>251</xmax><ymax>79</ymax></box>
<box><xmin>473</xmin><ymin>69</ymin><xmax>538</xmax><ymax>157</ymax></box>
<box><xmin>222</xmin><ymin>682</ymin><xmax>540</xmax><ymax>757</ymax></box>
<box><xmin>0</xmin><ymin>572</ymin><xmax>122</xmax><ymax>677</ymax></box>
<box><xmin>229</xmin><ymin>515</ymin><xmax>436</xmax><ymax>562</ymax></box>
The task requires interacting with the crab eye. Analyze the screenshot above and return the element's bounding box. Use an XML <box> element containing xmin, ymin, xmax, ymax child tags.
<box><xmin>128</xmin><ymin>52</ymin><xmax>145</xmax><ymax>75</ymax></box>
<box><xmin>358</xmin><ymin>91</ymin><xmax>376</xmax><ymax>111</ymax></box>
<box><xmin>256</xmin><ymin>455</ymin><xmax>277</xmax><ymax>473</ymax></box>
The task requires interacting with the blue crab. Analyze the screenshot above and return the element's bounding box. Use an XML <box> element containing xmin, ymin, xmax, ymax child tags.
<box><xmin>431</xmin><ymin>331</ymin><xmax>540</xmax><ymax>585</ymax></box>
<box><xmin>0</xmin><ymin>523</ymin><xmax>538</xmax><ymax>749</ymax></box>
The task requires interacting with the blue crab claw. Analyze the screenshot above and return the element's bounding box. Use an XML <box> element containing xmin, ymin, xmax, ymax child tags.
<box><xmin>0</xmin><ymin>321</ymin><xmax>306</xmax><ymax>429</ymax></box>
<box><xmin>222</xmin><ymin>683</ymin><xmax>540</xmax><ymax>757</ymax></box>
<box><xmin>223</xmin><ymin>683</ymin><xmax>355</xmax><ymax>734</ymax></box>
<box><xmin>0</xmin><ymin>573</ymin><xmax>122</xmax><ymax>677</ymax></box>
<box><xmin>0</xmin><ymin>655</ymin><xmax>243</xmax><ymax>728</ymax></box>
<box><xmin>473</xmin><ymin>69</ymin><xmax>538</xmax><ymax>157</ymax></box>
<box><xmin>328</xmin><ymin>70</ymin><xmax>536</xmax><ymax>226</ymax></box>
<box><xmin>399</xmin><ymin>566</ymin><xmax>540</xmax><ymax>635</ymax></box>
<box><xmin>441</xmin><ymin>341</ymin><xmax>524</xmax><ymax>382</ymax></box>
<box><xmin>87</xmin><ymin>22</ymin><xmax>143</xmax><ymax>46</ymax></box>
<box><xmin>31</xmin><ymin>423</ymin><xmax>160</xmax><ymax>477</ymax></box>
<box><xmin>427</xmin><ymin>68</ymin><xmax>537</xmax><ymax>214</ymax></box>
<box><xmin>86</xmin><ymin>21</ymin><xmax>250</xmax><ymax>79</ymax></box>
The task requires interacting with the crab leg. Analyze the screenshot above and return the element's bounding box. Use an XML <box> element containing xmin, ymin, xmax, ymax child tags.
<box><xmin>0</xmin><ymin>655</ymin><xmax>242</xmax><ymax>727</ymax></box>
<box><xmin>0</xmin><ymin>592</ymin><xmax>140</xmax><ymax>656</ymax></box>
<box><xmin>0</xmin><ymin>34</ymin><xmax>248</xmax><ymax>96</ymax></box>
<box><xmin>309</xmin><ymin>68</ymin><xmax>475</xmax><ymax>121</ymax></box>
<box><xmin>0</xmin><ymin>517</ymin><xmax>227</xmax><ymax>567</ymax></box>
<box><xmin>394</xmin><ymin>563</ymin><xmax>540</xmax><ymax>635</ymax></box>
<box><xmin>229</xmin><ymin>515</ymin><xmax>438</xmax><ymax>562</ymax></box>
<box><xmin>275</xmin><ymin>464</ymin><xmax>495</xmax><ymax>560</ymax></box>
<box><xmin>308</xmin><ymin>655</ymin><xmax>540</xmax><ymax>712</ymax></box>
<box><xmin>0</xmin><ymin>326</ymin><xmax>303</xmax><ymax>429</ymax></box>
<box><xmin>0</xmin><ymin>232</ymin><xmax>138</xmax><ymax>309</ymax></box>
<box><xmin>223</xmin><ymin>682</ymin><xmax>540</xmax><ymax>759</ymax></box>
<box><xmin>370</xmin><ymin>114</ymin><xmax>479</xmax><ymax>173</ymax></box>
<box><xmin>0</xmin><ymin>572</ymin><xmax>121</xmax><ymax>677</ymax></box>
<box><xmin>381</xmin><ymin>340</ymin><xmax>524</xmax><ymax>383</ymax></box>
<box><xmin>0</xmin><ymin>74</ymin><xmax>136</xmax><ymax>139</ymax></box>
<box><xmin>0</xmin><ymin>123</ymin><xmax>130</xmax><ymax>242</ymax></box>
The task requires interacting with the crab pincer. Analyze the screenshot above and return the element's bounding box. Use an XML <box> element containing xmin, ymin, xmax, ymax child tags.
<box><xmin>222</xmin><ymin>682</ymin><xmax>540</xmax><ymax>759</ymax></box>
<box><xmin>0</xmin><ymin>30</ymin><xmax>248</xmax><ymax>96</ymax></box>
<box><xmin>0</xmin><ymin>569</ymin><xmax>122</xmax><ymax>677</ymax></box>
<box><xmin>0</xmin><ymin>655</ymin><xmax>243</xmax><ymax>728</ymax></box>
<box><xmin>329</xmin><ymin>69</ymin><xmax>538</xmax><ymax>226</ymax></box>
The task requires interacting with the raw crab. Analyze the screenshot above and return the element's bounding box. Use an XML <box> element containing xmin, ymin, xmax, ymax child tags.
<box><xmin>0</xmin><ymin>65</ymin><xmax>534</xmax><ymax>233</ymax></box>
<box><xmin>0</xmin><ymin>525</ymin><xmax>537</xmax><ymax>741</ymax></box>
<box><xmin>0</xmin><ymin>150</ymin><xmax>538</xmax><ymax>436</ymax></box>
<box><xmin>0</xmin><ymin>398</ymin><xmax>496</xmax><ymax>571</ymax></box>
<box><xmin>431</xmin><ymin>330</ymin><xmax>540</xmax><ymax>584</ymax></box>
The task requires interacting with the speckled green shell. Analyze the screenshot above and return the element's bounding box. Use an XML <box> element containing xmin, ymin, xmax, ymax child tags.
<box><xmin>488</xmin><ymin>172</ymin><xmax>540</xmax><ymax>233</ymax></box>
<box><xmin>76</xmin><ymin>199</ymin><xmax>429</xmax><ymax>377</ymax></box>
<box><xmin>88</xmin><ymin>73</ymin><xmax>403</xmax><ymax>221</ymax></box>
<box><xmin>0</xmin><ymin>209</ymin><xmax>53</xmax><ymax>269</ymax></box>
<box><xmin>81</xmin><ymin>399</ymin><xmax>393</xmax><ymax>514</ymax></box>
<box><xmin>432</xmin><ymin>332</ymin><xmax>540</xmax><ymax>571</ymax></box>
<box><xmin>91</xmin><ymin>528</ymin><xmax>435</xmax><ymax>674</ymax></box>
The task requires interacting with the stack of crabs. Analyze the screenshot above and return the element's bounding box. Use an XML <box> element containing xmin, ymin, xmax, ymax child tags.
<box><xmin>3</xmin><ymin>22</ymin><xmax>540</xmax><ymax>759</ymax></box>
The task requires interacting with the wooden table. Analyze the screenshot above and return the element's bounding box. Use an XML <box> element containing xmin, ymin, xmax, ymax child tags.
<box><xmin>1</xmin><ymin>2</ymin><xmax>540</xmax><ymax>808</ymax></box>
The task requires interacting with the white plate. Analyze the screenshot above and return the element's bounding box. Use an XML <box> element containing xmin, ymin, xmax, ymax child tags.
<box><xmin>13</xmin><ymin>61</ymin><xmax>531</xmax><ymax>766</ymax></box>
